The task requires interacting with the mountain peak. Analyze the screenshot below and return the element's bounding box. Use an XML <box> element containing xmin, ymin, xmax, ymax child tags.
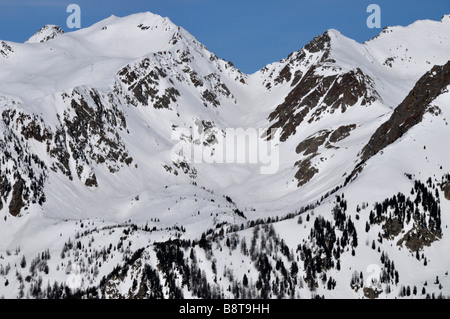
<box><xmin>92</xmin><ymin>11</ymin><xmax>176</xmax><ymax>31</ymax></box>
<box><xmin>326</xmin><ymin>28</ymin><xmax>343</xmax><ymax>37</ymax></box>
<box><xmin>303</xmin><ymin>31</ymin><xmax>332</xmax><ymax>53</ymax></box>
<box><xmin>50</xmin><ymin>11</ymin><xmax>204</xmax><ymax>60</ymax></box>
<box><xmin>302</xmin><ymin>29</ymin><xmax>351</xmax><ymax>55</ymax></box>
<box><xmin>25</xmin><ymin>25</ymin><xmax>64</xmax><ymax>43</ymax></box>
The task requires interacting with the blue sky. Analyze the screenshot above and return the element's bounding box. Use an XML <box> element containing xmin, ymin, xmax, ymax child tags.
<box><xmin>0</xmin><ymin>0</ymin><xmax>449</xmax><ymax>73</ymax></box>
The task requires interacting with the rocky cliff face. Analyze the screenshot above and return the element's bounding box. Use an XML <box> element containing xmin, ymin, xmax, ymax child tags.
<box><xmin>266</xmin><ymin>31</ymin><xmax>379</xmax><ymax>142</ymax></box>
<box><xmin>341</xmin><ymin>61</ymin><xmax>450</xmax><ymax>184</ymax></box>
<box><xmin>361</xmin><ymin>61</ymin><xmax>450</xmax><ymax>162</ymax></box>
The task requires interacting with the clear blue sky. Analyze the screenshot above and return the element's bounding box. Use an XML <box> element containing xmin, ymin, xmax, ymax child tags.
<box><xmin>0</xmin><ymin>0</ymin><xmax>449</xmax><ymax>73</ymax></box>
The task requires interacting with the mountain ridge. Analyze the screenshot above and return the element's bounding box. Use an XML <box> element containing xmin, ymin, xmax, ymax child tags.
<box><xmin>0</xmin><ymin>12</ymin><xmax>449</xmax><ymax>299</ymax></box>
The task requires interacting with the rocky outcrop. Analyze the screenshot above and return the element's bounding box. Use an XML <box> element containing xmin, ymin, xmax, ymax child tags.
<box><xmin>443</xmin><ymin>184</ymin><xmax>450</xmax><ymax>200</ymax></box>
<box><xmin>296</xmin><ymin>130</ymin><xmax>331</xmax><ymax>156</ymax></box>
<box><xmin>8</xmin><ymin>179</ymin><xmax>25</xmax><ymax>217</ymax></box>
<box><xmin>440</xmin><ymin>174</ymin><xmax>450</xmax><ymax>200</ymax></box>
<box><xmin>25</xmin><ymin>25</ymin><xmax>64</xmax><ymax>43</ymax></box>
<box><xmin>1</xmin><ymin>86</ymin><xmax>133</xmax><ymax>200</ymax></box>
<box><xmin>262</xmin><ymin>31</ymin><xmax>333</xmax><ymax>89</ymax></box>
<box><xmin>117</xmin><ymin>57</ymin><xmax>175</xmax><ymax>108</ymax></box>
<box><xmin>269</xmin><ymin>65</ymin><xmax>377</xmax><ymax>142</ymax></box>
<box><xmin>294</xmin><ymin>157</ymin><xmax>318</xmax><ymax>187</ymax></box>
<box><xmin>361</xmin><ymin>62</ymin><xmax>450</xmax><ymax>161</ymax></box>
<box><xmin>344</xmin><ymin>62</ymin><xmax>450</xmax><ymax>186</ymax></box>
<box><xmin>0</xmin><ymin>41</ymin><xmax>14</xmax><ymax>58</ymax></box>
<box><xmin>0</xmin><ymin>115</ymin><xmax>48</xmax><ymax>216</ymax></box>
<box><xmin>304</xmin><ymin>32</ymin><xmax>332</xmax><ymax>55</ymax></box>
<box><xmin>368</xmin><ymin>180</ymin><xmax>442</xmax><ymax>253</ymax></box>
<box><xmin>294</xmin><ymin>125</ymin><xmax>355</xmax><ymax>186</ymax></box>
<box><xmin>329</xmin><ymin>124</ymin><xmax>356</xmax><ymax>143</ymax></box>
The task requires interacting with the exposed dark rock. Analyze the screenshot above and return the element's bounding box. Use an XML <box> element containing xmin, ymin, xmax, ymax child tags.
<box><xmin>45</xmin><ymin>88</ymin><xmax>132</xmax><ymax>187</ymax></box>
<box><xmin>383</xmin><ymin>57</ymin><xmax>395</xmax><ymax>68</ymax></box>
<box><xmin>329</xmin><ymin>124</ymin><xmax>356</xmax><ymax>143</ymax></box>
<box><xmin>173</xmin><ymin>161</ymin><xmax>197</xmax><ymax>179</ymax></box>
<box><xmin>49</xmin><ymin>127</ymin><xmax>72</xmax><ymax>178</ymax></box>
<box><xmin>361</xmin><ymin>62</ymin><xmax>450</xmax><ymax>162</ymax></box>
<box><xmin>443</xmin><ymin>183</ymin><xmax>450</xmax><ymax>200</ymax></box>
<box><xmin>85</xmin><ymin>173</ymin><xmax>98</xmax><ymax>188</ymax></box>
<box><xmin>163</xmin><ymin>164</ymin><xmax>178</xmax><ymax>176</ymax></box>
<box><xmin>294</xmin><ymin>156</ymin><xmax>318</xmax><ymax>187</ymax></box>
<box><xmin>26</xmin><ymin>25</ymin><xmax>64</xmax><ymax>43</ymax></box>
<box><xmin>21</xmin><ymin>120</ymin><xmax>52</xmax><ymax>143</ymax></box>
<box><xmin>0</xmin><ymin>115</ymin><xmax>48</xmax><ymax>214</ymax></box>
<box><xmin>363</xmin><ymin>287</ymin><xmax>382</xmax><ymax>299</ymax></box>
<box><xmin>382</xmin><ymin>218</ymin><xmax>403</xmax><ymax>240</ymax></box>
<box><xmin>9</xmin><ymin>179</ymin><xmax>24</xmax><ymax>216</ymax></box>
<box><xmin>369</xmin><ymin>180</ymin><xmax>442</xmax><ymax>253</ymax></box>
<box><xmin>322</xmin><ymin>69</ymin><xmax>377</xmax><ymax>110</ymax></box>
<box><xmin>439</xmin><ymin>175</ymin><xmax>450</xmax><ymax>200</ymax></box>
<box><xmin>137</xmin><ymin>24</ymin><xmax>150</xmax><ymax>31</ymax></box>
<box><xmin>296</xmin><ymin>130</ymin><xmax>331</xmax><ymax>155</ymax></box>
<box><xmin>345</xmin><ymin>62</ymin><xmax>450</xmax><ymax>186</ymax></box>
<box><xmin>0</xmin><ymin>41</ymin><xmax>14</xmax><ymax>58</ymax></box>
<box><xmin>397</xmin><ymin>224</ymin><xmax>442</xmax><ymax>252</ymax></box>
<box><xmin>274</xmin><ymin>65</ymin><xmax>292</xmax><ymax>85</ymax></box>
<box><xmin>154</xmin><ymin>87</ymin><xmax>180</xmax><ymax>109</ymax></box>
<box><xmin>267</xmin><ymin>68</ymin><xmax>324</xmax><ymax>141</ymax></box>
<box><xmin>202</xmin><ymin>90</ymin><xmax>220</xmax><ymax>107</ymax></box>
<box><xmin>291</xmin><ymin>69</ymin><xmax>304</xmax><ymax>87</ymax></box>
<box><xmin>0</xmin><ymin>175</ymin><xmax>11</xmax><ymax>208</ymax></box>
<box><xmin>188</xmin><ymin>70</ymin><xmax>203</xmax><ymax>87</ymax></box>
<box><xmin>2</xmin><ymin>110</ymin><xmax>53</xmax><ymax>143</ymax></box>
<box><xmin>294</xmin><ymin>124</ymin><xmax>356</xmax><ymax>187</ymax></box>
<box><xmin>269</xmin><ymin>66</ymin><xmax>377</xmax><ymax>142</ymax></box>
<box><xmin>117</xmin><ymin>57</ymin><xmax>179</xmax><ymax>109</ymax></box>
<box><xmin>201</xmin><ymin>73</ymin><xmax>233</xmax><ymax>107</ymax></box>
<box><xmin>304</xmin><ymin>32</ymin><xmax>331</xmax><ymax>55</ymax></box>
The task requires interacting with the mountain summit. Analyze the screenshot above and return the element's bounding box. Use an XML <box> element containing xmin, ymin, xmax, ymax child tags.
<box><xmin>25</xmin><ymin>25</ymin><xmax>64</xmax><ymax>43</ymax></box>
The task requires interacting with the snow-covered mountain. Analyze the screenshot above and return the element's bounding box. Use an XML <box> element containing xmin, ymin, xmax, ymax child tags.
<box><xmin>25</xmin><ymin>25</ymin><xmax>64</xmax><ymax>43</ymax></box>
<box><xmin>0</xmin><ymin>12</ymin><xmax>449</xmax><ymax>299</ymax></box>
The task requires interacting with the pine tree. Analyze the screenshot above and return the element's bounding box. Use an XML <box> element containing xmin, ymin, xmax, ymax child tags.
<box><xmin>435</xmin><ymin>276</ymin><xmax>440</xmax><ymax>285</ymax></box>
<box><xmin>243</xmin><ymin>274</ymin><xmax>248</xmax><ymax>287</ymax></box>
<box><xmin>20</xmin><ymin>255</ymin><xmax>26</xmax><ymax>269</ymax></box>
